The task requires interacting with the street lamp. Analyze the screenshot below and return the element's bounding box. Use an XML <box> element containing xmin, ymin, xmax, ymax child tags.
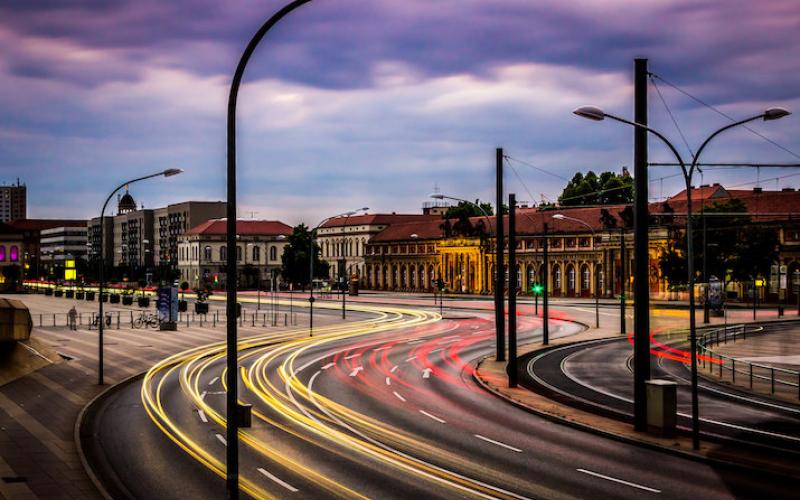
<box><xmin>574</xmin><ymin>104</ymin><xmax>790</xmax><ymax>450</ymax></box>
<box><xmin>430</xmin><ymin>193</ymin><xmax>503</xmax><ymax>358</ymax></box>
<box><xmin>309</xmin><ymin>207</ymin><xmax>368</xmax><ymax>336</ymax></box>
<box><xmin>97</xmin><ymin>168</ymin><xmax>183</xmax><ymax>385</ymax></box>
<box><xmin>553</xmin><ymin>214</ymin><xmax>600</xmax><ymax>328</ymax></box>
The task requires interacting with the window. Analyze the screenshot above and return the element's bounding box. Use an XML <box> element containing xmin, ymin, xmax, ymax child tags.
<box><xmin>237</xmin><ymin>246</ymin><xmax>243</xmax><ymax>262</ymax></box>
<box><xmin>269</xmin><ymin>246</ymin><xmax>277</xmax><ymax>261</ymax></box>
<box><xmin>220</xmin><ymin>246</ymin><xmax>227</xmax><ymax>261</ymax></box>
<box><xmin>567</xmin><ymin>266</ymin><xmax>576</xmax><ymax>290</ymax></box>
<box><xmin>554</xmin><ymin>265</ymin><xmax>562</xmax><ymax>289</ymax></box>
<box><xmin>204</xmin><ymin>246</ymin><xmax>212</xmax><ymax>261</ymax></box>
<box><xmin>253</xmin><ymin>245</ymin><xmax>260</xmax><ymax>262</ymax></box>
<box><xmin>581</xmin><ymin>266</ymin><xmax>590</xmax><ymax>290</ymax></box>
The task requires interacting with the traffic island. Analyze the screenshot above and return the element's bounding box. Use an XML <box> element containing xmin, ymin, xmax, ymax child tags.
<box><xmin>473</xmin><ymin>333</ymin><xmax>800</xmax><ymax>480</ymax></box>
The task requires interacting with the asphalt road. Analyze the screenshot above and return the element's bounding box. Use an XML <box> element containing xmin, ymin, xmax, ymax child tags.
<box><xmin>83</xmin><ymin>297</ymin><xmax>798</xmax><ymax>499</ymax></box>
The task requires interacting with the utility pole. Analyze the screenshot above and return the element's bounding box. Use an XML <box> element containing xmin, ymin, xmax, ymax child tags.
<box><xmin>620</xmin><ymin>227</ymin><xmax>626</xmax><ymax>336</ymax></box>
<box><xmin>507</xmin><ymin>194</ymin><xmax>517</xmax><ymax>387</ymax></box>
<box><xmin>495</xmin><ymin>147</ymin><xmax>505</xmax><ymax>361</ymax></box>
<box><xmin>632</xmin><ymin>57</ymin><xmax>650</xmax><ymax>433</ymax></box>
<box><xmin>542</xmin><ymin>222</ymin><xmax>549</xmax><ymax>345</ymax></box>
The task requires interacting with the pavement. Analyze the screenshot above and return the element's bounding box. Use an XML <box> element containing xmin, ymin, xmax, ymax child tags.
<box><xmin>0</xmin><ymin>293</ymin><xmax>353</xmax><ymax>499</ymax></box>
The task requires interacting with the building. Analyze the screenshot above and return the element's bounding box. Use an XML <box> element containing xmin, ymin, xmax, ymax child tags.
<box><xmin>177</xmin><ymin>219</ymin><xmax>292</xmax><ymax>289</ymax></box>
<box><xmin>316</xmin><ymin>213</ymin><xmax>441</xmax><ymax>284</ymax></box>
<box><xmin>362</xmin><ymin>184</ymin><xmax>800</xmax><ymax>304</ymax></box>
<box><xmin>87</xmin><ymin>191</ymin><xmax>225</xmax><ymax>282</ymax></box>
<box><xmin>0</xmin><ymin>180</ymin><xmax>26</xmax><ymax>223</ymax></box>
<box><xmin>39</xmin><ymin>225</ymin><xmax>88</xmax><ymax>278</ymax></box>
<box><xmin>6</xmin><ymin>219</ymin><xmax>87</xmax><ymax>280</ymax></box>
<box><xmin>0</xmin><ymin>222</ymin><xmax>24</xmax><ymax>289</ymax></box>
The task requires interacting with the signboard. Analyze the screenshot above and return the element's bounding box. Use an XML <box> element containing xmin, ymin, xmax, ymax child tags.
<box><xmin>708</xmin><ymin>276</ymin><xmax>723</xmax><ymax>309</ymax></box>
<box><xmin>780</xmin><ymin>265</ymin><xmax>788</xmax><ymax>289</ymax></box>
<box><xmin>157</xmin><ymin>287</ymin><xmax>178</xmax><ymax>330</ymax></box>
<box><xmin>64</xmin><ymin>259</ymin><xmax>76</xmax><ymax>281</ymax></box>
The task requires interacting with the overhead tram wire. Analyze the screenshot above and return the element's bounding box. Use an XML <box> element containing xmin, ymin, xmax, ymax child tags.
<box><xmin>504</xmin><ymin>157</ymin><xmax>541</xmax><ymax>206</ymax></box>
<box><xmin>503</xmin><ymin>155</ymin><xmax>570</xmax><ymax>181</ymax></box>
<box><xmin>650</xmin><ymin>75</ymin><xmax>694</xmax><ymax>158</ymax></box>
<box><xmin>649</xmin><ymin>71</ymin><xmax>800</xmax><ymax>161</ymax></box>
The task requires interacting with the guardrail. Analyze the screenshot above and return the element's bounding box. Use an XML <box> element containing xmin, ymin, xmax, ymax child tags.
<box><xmin>697</xmin><ymin>324</ymin><xmax>799</xmax><ymax>400</ymax></box>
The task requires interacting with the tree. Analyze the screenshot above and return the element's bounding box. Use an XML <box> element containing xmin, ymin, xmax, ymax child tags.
<box><xmin>558</xmin><ymin>170</ymin><xmax>633</xmax><ymax>206</ymax></box>
<box><xmin>444</xmin><ymin>200</ymin><xmax>494</xmax><ymax>219</ymax></box>
<box><xmin>658</xmin><ymin>199</ymin><xmax>778</xmax><ymax>289</ymax></box>
<box><xmin>280</xmin><ymin>223</ymin><xmax>329</xmax><ymax>288</ymax></box>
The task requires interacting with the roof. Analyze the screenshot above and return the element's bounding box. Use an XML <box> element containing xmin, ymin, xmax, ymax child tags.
<box><xmin>320</xmin><ymin>213</ymin><xmax>438</xmax><ymax>228</ymax></box>
<box><xmin>370</xmin><ymin>219</ymin><xmax>446</xmax><ymax>242</ymax></box>
<box><xmin>6</xmin><ymin>219</ymin><xmax>87</xmax><ymax>231</ymax></box>
<box><xmin>668</xmin><ymin>184</ymin><xmax>729</xmax><ymax>201</ymax></box>
<box><xmin>185</xmin><ymin>219</ymin><xmax>293</xmax><ymax>236</ymax></box>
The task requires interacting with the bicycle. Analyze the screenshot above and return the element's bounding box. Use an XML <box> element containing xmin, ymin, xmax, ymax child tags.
<box><xmin>89</xmin><ymin>314</ymin><xmax>112</xmax><ymax>330</ymax></box>
<box><xmin>132</xmin><ymin>312</ymin><xmax>159</xmax><ymax>329</ymax></box>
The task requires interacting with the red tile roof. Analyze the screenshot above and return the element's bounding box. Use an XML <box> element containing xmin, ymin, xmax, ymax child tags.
<box><xmin>320</xmin><ymin>213</ymin><xmax>438</xmax><ymax>228</ymax></box>
<box><xmin>370</xmin><ymin>219</ymin><xmax>446</xmax><ymax>242</ymax></box>
<box><xmin>185</xmin><ymin>219</ymin><xmax>292</xmax><ymax>236</ymax></box>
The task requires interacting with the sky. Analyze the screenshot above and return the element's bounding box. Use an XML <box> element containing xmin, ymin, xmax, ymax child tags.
<box><xmin>1</xmin><ymin>0</ymin><xmax>799</xmax><ymax>226</ymax></box>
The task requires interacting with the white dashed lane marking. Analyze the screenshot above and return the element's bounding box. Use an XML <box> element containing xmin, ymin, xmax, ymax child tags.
<box><xmin>474</xmin><ymin>434</ymin><xmax>522</xmax><ymax>453</ymax></box>
<box><xmin>419</xmin><ymin>410</ymin><xmax>446</xmax><ymax>424</ymax></box>
<box><xmin>257</xmin><ymin>467</ymin><xmax>299</xmax><ymax>492</ymax></box>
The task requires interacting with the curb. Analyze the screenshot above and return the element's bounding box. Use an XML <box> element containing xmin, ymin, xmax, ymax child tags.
<box><xmin>74</xmin><ymin>372</ymin><xmax>148</xmax><ymax>500</ymax></box>
<box><xmin>472</xmin><ymin>353</ymin><xmax>800</xmax><ymax>481</ymax></box>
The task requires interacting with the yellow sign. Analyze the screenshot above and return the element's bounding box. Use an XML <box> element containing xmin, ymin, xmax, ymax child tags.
<box><xmin>65</xmin><ymin>260</ymin><xmax>75</xmax><ymax>269</ymax></box>
<box><xmin>755</xmin><ymin>279</ymin><xmax>765</xmax><ymax>287</ymax></box>
<box><xmin>65</xmin><ymin>269</ymin><xmax>77</xmax><ymax>280</ymax></box>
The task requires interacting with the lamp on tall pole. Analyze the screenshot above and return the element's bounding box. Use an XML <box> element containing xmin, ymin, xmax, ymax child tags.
<box><xmin>553</xmin><ymin>213</ymin><xmax>600</xmax><ymax>328</ymax></box>
<box><xmin>97</xmin><ymin>168</ymin><xmax>182</xmax><ymax>386</ymax></box>
<box><xmin>574</xmin><ymin>103</ymin><xmax>790</xmax><ymax>450</ymax></box>
<box><xmin>309</xmin><ymin>207</ymin><xmax>368</xmax><ymax>335</ymax></box>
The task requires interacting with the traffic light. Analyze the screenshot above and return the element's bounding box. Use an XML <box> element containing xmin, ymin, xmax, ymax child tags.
<box><xmin>213</xmin><ymin>274</ymin><xmax>219</xmax><ymax>285</ymax></box>
<box><xmin>531</xmin><ymin>283</ymin><xmax>544</xmax><ymax>295</ymax></box>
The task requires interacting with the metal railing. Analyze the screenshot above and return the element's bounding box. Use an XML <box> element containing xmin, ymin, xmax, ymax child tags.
<box><xmin>35</xmin><ymin>309</ymin><xmax>299</xmax><ymax>330</ymax></box>
<box><xmin>697</xmin><ymin>324</ymin><xmax>799</xmax><ymax>400</ymax></box>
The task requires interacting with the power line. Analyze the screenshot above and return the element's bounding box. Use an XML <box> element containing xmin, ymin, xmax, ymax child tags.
<box><xmin>650</xmin><ymin>76</ymin><xmax>694</xmax><ymax>158</ymax></box>
<box><xmin>649</xmin><ymin>71</ymin><xmax>800</xmax><ymax>161</ymax></box>
<box><xmin>504</xmin><ymin>158</ymin><xmax>539</xmax><ymax>207</ymax></box>
<box><xmin>503</xmin><ymin>155</ymin><xmax>570</xmax><ymax>181</ymax></box>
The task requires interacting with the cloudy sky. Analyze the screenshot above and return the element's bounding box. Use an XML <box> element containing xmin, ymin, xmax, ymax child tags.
<box><xmin>2</xmin><ymin>0</ymin><xmax>799</xmax><ymax>225</ymax></box>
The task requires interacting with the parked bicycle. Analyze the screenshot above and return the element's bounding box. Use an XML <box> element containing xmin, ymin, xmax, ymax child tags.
<box><xmin>89</xmin><ymin>313</ymin><xmax>112</xmax><ymax>330</ymax></box>
<box><xmin>132</xmin><ymin>312</ymin><xmax>159</xmax><ymax>329</ymax></box>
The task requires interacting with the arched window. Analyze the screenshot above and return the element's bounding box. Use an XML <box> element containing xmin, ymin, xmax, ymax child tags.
<box><xmin>0</xmin><ymin>245</ymin><xmax>5</xmax><ymax>261</ymax></box>
<box><xmin>270</xmin><ymin>246</ymin><xmax>277</xmax><ymax>261</ymax></box>
<box><xmin>204</xmin><ymin>246</ymin><xmax>212</xmax><ymax>261</ymax></box>
<box><xmin>567</xmin><ymin>265</ymin><xmax>576</xmax><ymax>290</ymax></box>
<box><xmin>10</xmin><ymin>246</ymin><xmax>18</xmax><ymax>262</ymax></box>
<box><xmin>581</xmin><ymin>265</ymin><xmax>590</xmax><ymax>291</ymax></box>
<box><xmin>220</xmin><ymin>246</ymin><xmax>227</xmax><ymax>261</ymax></box>
<box><xmin>554</xmin><ymin>265</ymin><xmax>562</xmax><ymax>289</ymax></box>
<box><xmin>252</xmin><ymin>245</ymin><xmax>260</xmax><ymax>262</ymax></box>
<box><xmin>236</xmin><ymin>246</ymin><xmax>242</xmax><ymax>262</ymax></box>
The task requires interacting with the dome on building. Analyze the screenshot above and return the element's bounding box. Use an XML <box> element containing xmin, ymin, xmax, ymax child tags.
<box><xmin>118</xmin><ymin>190</ymin><xmax>137</xmax><ymax>214</ymax></box>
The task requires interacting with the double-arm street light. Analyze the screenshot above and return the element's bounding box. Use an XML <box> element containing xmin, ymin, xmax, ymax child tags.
<box><xmin>574</xmin><ymin>104</ymin><xmax>790</xmax><ymax>450</ymax></box>
<box><xmin>430</xmin><ymin>193</ymin><xmax>503</xmax><ymax>359</ymax></box>
<box><xmin>309</xmin><ymin>207</ymin><xmax>368</xmax><ymax>336</ymax></box>
<box><xmin>552</xmin><ymin>214</ymin><xmax>600</xmax><ymax>328</ymax></box>
<box><xmin>97</xmin><ymin>168</ymin><xmax>183</xmax><ymax>385</ymax></box>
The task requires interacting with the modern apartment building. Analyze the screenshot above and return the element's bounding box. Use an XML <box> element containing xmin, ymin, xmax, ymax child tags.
<box><xmin>0</xmin><ymin>180</ymin><xmax>26</xmax><ymax>222</ymax></box>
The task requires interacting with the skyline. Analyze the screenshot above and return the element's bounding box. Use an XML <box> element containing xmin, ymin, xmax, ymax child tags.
<box><xmin>2</xmin><ymin>0</ymin><xmax>799</xmax><ymax>226</ymax></box>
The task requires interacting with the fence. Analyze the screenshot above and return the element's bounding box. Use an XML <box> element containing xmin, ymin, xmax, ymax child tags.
<box><xmin>697</xmin><ymin>324</ymin><xmax>799</xmax><ymax>400</ymax></box>
<box><xmin>35</xmin><ymin>309</ymin><xmax>299</xmax><ymax>330</ymax></box>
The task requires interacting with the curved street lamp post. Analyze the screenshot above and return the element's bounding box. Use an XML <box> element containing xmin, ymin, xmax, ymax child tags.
<box><xmin>574</xmin><ymin>104</ymin><xmax>790</xmax><ymax>450</ymax></box>
<box><xmin>97</xmin><ymin>168</ymin><xmax>183</xmax><ymax>385</ymax></box>
<box><xmin>552</xmin><ymin>214</ymin><xmax>600</xmax><ymax>328</ymax></box>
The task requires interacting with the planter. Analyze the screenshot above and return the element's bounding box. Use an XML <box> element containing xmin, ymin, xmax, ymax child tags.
<box><xmin>195</xmin><ymin>302</ymin><xmax>209</xmax><ymax>314</ymax></box>
<box><xmin>110</xmin><ymin>293</ymin><xmax>121</xmax><ymax>304</ymax></box>
<box><xmin>54</xmin><ymin>290</ymin><xmax>63</xmax><ymax>297</ymax></box>
<box><xmin>178</xmin><ymin>300</ymin><xmax>188</xmax><ymax>312</ymax></box>
<box><xmin>137</xmin><ymin>297</ymin><xmax>150</xmax><ymax>308</ymax></box>
<box><xmin>100</xmin><ymin>293</ymin><xmax>109</xmax><ymax>303</ymax></box>
<box><xmin>85</xmin><ymin>291</ymin><xmax>95</xmax><ymax>301</ymax></box>
<box><xmin>75</xmin><ymin>292</ymin><xmax>84</xmax><ymax>300</ymax></box>
<box><xmin>122</xmin><ymin>295</ymin><xmax>134</xmax><ymax>306</ymax></box>
<box><xmin>65</xmin><ymin>290</ymin><xmax>74</xmax><ymax>299</ymax></box>
<box><xmin>44</xmin><ymin>288</ymin><xmax>53</xmax><ymax>296</ymax></box>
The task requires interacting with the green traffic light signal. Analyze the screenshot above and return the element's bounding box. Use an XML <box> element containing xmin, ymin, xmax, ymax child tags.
<box><xmin>531</xmin><ymin>283</ymin><xmax>544</xmax><ymax>295</ymax></box>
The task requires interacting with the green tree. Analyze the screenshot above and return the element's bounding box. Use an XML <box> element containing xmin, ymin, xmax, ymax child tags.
<box><xmin>559</xmin><ymin>170</ymin><xmax>633</xmax><ymax>206</ymax></box>
<box><xmin>280</xmin><ymin>223</ymin><xmax>329</xmax><ymax>288</ymax></box>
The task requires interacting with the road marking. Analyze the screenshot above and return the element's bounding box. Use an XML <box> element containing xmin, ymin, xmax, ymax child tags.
<box><xmin>321</xmin><ymin>362</ymin><xmax>334</xmax><ymax>370</ymax></box>
<box><xmin>438</xmin><ymin>339</ymin><xmax>459</xmax><ymax>344</ymax></box>
<box><xmin>197</xmin><ymin>409</ymin><xmax>208</xmax><ymax>423</ymax></box>
<box><xmin>407</xmin><ymin>339</ymin><xmax>425</xmax><ymax>344</ymax></box>
<box><xmin>374</xmin><ymin>346</ymin><xmax>392</xmax><ymax>352</ymax></box>
<box><xmin>349</xmin><ymin>366</ymin><xmax>364</xmax><ymax>377</ymax></box>
<box><xmin>385</xmin><ymin>376</ymin><xmax>391</xmax><ymax>386</ymax></box>
<box><xmin>419</xmin><ymin>410</ymin><xmax>446</xmax><ymax>424</ymax></box>
<box><xmin>216</xmin><ymin>434</ymin><xmax>227</xmax><ymax>446</ymax></box>
<box><xmin>200</xmin><ymin>391</ymin><xmax>207</xmax><ymax>401</ymax></box>
<box><xmin>257</xmin><ymin>468</ymin><xmax>299</xmax><ymax>493</ymax></box>
<box><xmin>471</xmin><ymin>331</ymin><xmax>485</xmax><ymax>336</ymax></box>
<box><xmin>405</xmin><ymin>355</ymin><xmax>417</xmax><ymax>362</ymax></box>
<box><xmin>429</xmin><ymin>348</ymin><xmax>443</xmax><ymax>354</ymax></box>
<box><xmin>208</xmin><ymin>376</ymin><xmax>219</xmax><ymax>386</ymax></box>
<box><xmin>576</xmin><ymin>469</ymin><xmax>660</xmax><ymax>493</ymax></box>
<box><xmin>345</xmin><ymin>353</ymin><xmax>361</xmax><ymax>360</ymax></box>
<box><xmin>390</xmin><ymin>365</ymin><xmax>399</xmax><ymax>373</ymax></box>
<box><xmin>393</xmin><ymin>391</ymin><xmax>406</xmax><ymax>402</ymax></box>
<box><xmin>441</xmin><ymin>334</ymin><xmax>460</xmax><ymax>340</ymax></box>
<box><xmin>474</xmin><ymin>434</ymin><xmax>522</xmax><ymax>453</ymax></box>
<box><xmin>422</xmin><ymin>368</ymin><xmax>433</xmax><ymax>379</ymax></box>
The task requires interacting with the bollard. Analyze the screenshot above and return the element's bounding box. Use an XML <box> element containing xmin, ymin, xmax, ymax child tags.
<box><xmin>771</xmin><ymin>368</ymin><xmax>775</xmax><ymax>394</ymax></box>
<box><xmin>251</xmin><ymin>315</ymin><xmax>255</xmax><ymax>327</ymax></box>
<box><xmin>262</xmin><ymin>313</ymin><xmax>266</xmax><ymax>328</ymax></box>
<box><xmin>213</xmin><ymin>314</ymin><xmax>216</xmax><ymax>328</ymax></box>
<box><xmin>719</xmin><ymin>356</ymin><xmax>723</xmax><ymax>377</ymax></box>
<box><xmin>53</xmin><ymin>313</ymin><xmax>56</xmax><ymax>327</ymax></box>
<box><xmin>732</xmin><ymin>359</ymin><xmax>736</xmax><ymax>383</ymax></box>
<box><xmin>130</xmin><ymin>311</ymin><xmax>134</xmax><ymax>326</ymax></box>
<box><xmin>750</xmin><ymin>364</ymin><xmax>753</xmax><ymax>389</ymax></box>
<box><xmin>284</xmin><ymin>313</ymin><xmax>287</xmax><ymax>326</ymax></box>
<box><xmin>117</xmin><ymin>313</ymin><xmax>120</xmax><ymax>329</ymax></box>
<box><xmin>743</xmin><ymin>324</ymin><xmax>746</xmax><ymax>339</ymax></box>
<box><xmin>39</xmin><ymin>314</ymin><xmax>42</xmax><ymax>327</ymax></box>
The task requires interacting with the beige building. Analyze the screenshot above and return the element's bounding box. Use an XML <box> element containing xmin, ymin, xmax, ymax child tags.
<box><xmin>177</xmin><ymin>219</ymin><xmax>292</xmax><ymax>289</ymax></box>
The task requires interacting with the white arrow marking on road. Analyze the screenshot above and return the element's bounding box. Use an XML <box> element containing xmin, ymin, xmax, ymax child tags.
<box><xmin>257</xmin><ymin>468</ymin><xmax>299</xmax><ymax>492</ymax></box>
<box><xmin>216</xmin><ymin>434</ymin><xmax>227</xmax><ymax>446</ymax></box>
<box><xmin>208</xmin><ymin>377</ymin><xmax>219</xmax><ymax>386</ymax></box>
<box><xmin>419</xmin><ymin>410</ymin><xmax>446</xmax><ymax>424</ymax></box>
<box><xmin>349</xmin><ymin>366</ymin><xmax>364</xmax><ymax>377</ymax></box>
<box><xmin>422</xmin><ymin>368</ymin><xmax>433</xmax><ymax>379</ymax></box>
<box><xmin>321</xmin><ymin>362</ymin><xmax>334</xmax><ymax>370</ymax></box>
<box><xmin>474</xmin><ymin>434</ymin><xmax>522</xmax><ymax>452</ymax></box>
<box><xmin>385</xmin><ymin>376</ymin><xmax>391</xmax><ymax>386</ymax></box>
<box><xmin>345</xmin><ymin>353</ymin><xmax>361</xmax><ymax>360</ymax></box>
<box><xmin>393</xmin><ymin>391</ymin><xmax>406</xmax><ymax>402</ymax></box>
<box><xmin>197</xmin><ymin>409</ymin><xmax>208</xmax><ymax>423</ymax></box>
<box><xmin>576</xmin><ymin>469</ymin><xmax>661</xmax><ymax>493</ymax></box>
